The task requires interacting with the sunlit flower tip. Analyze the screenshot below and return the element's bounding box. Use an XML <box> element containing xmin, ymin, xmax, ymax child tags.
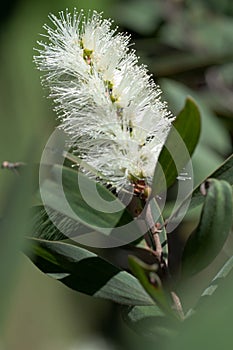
<box><xmin>35</xmin><ymin>9</ymin><xmax>175</xmax><ymax>191</ymax></box>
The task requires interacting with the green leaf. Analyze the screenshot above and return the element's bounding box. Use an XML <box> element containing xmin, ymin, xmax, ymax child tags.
<box><xmin>201</xmin><ymin>255</ymin><xmax>233</xmax><ymax>297</ymax></box>
<box><xmin>31</xmin><ymin>206</ymin><xmax>67</xmax><ymax>241</ymax></box>
<box><xmin>190</xmin><ymin>154</ymin><xmax>233</xmax><ymax>209</ymax></box>
<box><xmin>26</xmin><ymin>238</ymin><xmax>154</xmax><ymax>306</ymax></box>
<box><xmin>64</xmin><ymin>151</ymin><xmax>109</xmax><ymax>181</ymax></box>
<box><xmin>128</xmin><ymin>256</ymin><xmax>177</xmax><ymax>318</ymax></box>
<box><xmin>121</xmin><ymin>305</ymin><xmax>177</xmax><ymax>338</ymax></box>
<box><xmin>39</xmin><ymin>164</ymin><xmax>142</xmax><ymax>246</ymax></box>
<box><xmin>172</xmin><ymin>97</ymin><xmax>201</xmax><ymax>157</ymax></box>
<box><xmin>160</xmin><ymin>79</ymin><xmax>231</xmax><ymax>186</ymax></box>
<box><xmin>122</xmin><ymin>304</ymin><xmax>164</xmax><ymax>323</ymax></box>
<box><xmin>181</xmin><ymin>179</ymin><xmax>233</xmax><ymax>277</ymax></box>
<box><xmin>169</xmin><ymin>154</ymin><xmax>233</xmax><ymax>221</ymax></box>
<box><xmin>31</xmin><ymin>204</ymin><xmax>102</xmax><ymax>243</ymax></box>
<box><xmin>152</xmin><ymin>97</ymin><xmax>201</xmax><ymax>194</ymax></box>
<box><xmin>30</xmin><ymin>205</ymin><xmax>167</xmax><ymax>273</ymax></box>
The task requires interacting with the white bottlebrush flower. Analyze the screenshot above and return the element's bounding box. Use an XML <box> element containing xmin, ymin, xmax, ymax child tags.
<box><xmin>35</xmin><ymin>9</ymin><xmax>174</xmax><ymax>192</ymax></box>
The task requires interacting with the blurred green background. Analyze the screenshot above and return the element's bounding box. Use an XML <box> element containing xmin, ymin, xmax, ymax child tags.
<box><xmin>0</xmin><ymin>0</ymin><xmax>232</xmax><ymax>349</ymax></box>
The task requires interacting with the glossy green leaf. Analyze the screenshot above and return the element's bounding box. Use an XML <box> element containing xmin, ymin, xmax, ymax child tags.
<box><xmin>169</xmin><ymin>154</ymin><xmax>233</xmax><ymax>222</ymax></box>
<box><xmin>30</xmin><ymin>205</ymin><xmax>166</xmax><ymax>273</ymax></box>
<box><xmin>39</xmin><ymin>164</ymin><xmax>142</xmax><ymax>246</ymax></box>
<box><xmin>128</xmin><ymin>256</ymin><xmax>177</xmax><ymax>318</ymax></box>
<box><xmin>181</xmin><ymin>179</ymin><xmax>233</xmax><ymax>277</ymax></box>
<box><xmin>26</xmin><ymin>238</ymin><xmax>154</xmax><ymax>306</ymax></box>
<box><xmin>190</xmin><ymin>154</ymin><xmax>233</xmax><ymax>210</ymax></box>
<box><xmin>152</xmin><ymin>97</ymin><xmax>201</xmax><ymax>194</ymax></box>
<box><xmin>160</xmin><ymin>79</ymin><xmax>231</xmax><ymax>187</ymax></box>
<box><xmin>172</xmin><ymin>97</ymin><xmax>201</xmax><ymax>157</ymax></box>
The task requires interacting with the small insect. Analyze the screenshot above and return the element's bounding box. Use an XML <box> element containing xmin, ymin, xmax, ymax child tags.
<box><xmin>1</xmin><ymin>161</ymin><xmax>25</xmax><ymax>175</ymax></box>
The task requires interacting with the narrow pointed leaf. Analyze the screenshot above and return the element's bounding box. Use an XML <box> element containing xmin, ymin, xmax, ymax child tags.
<box><xmin>200</xmin><ymin>255</ymin><xmax>233</xmax><ymax>298</ymax></box>
<box><xmin>152</xmin><ymin>97</ymin><xmax>201</xmax><ymax>194</ymax></box>
<box><xmin>30</xmin><ymin>205</ymin><xmax>166</xmax><ymax>272</ymax></box>
<box><xmin>169</xmin><ymin>154</ymin><xmax>233</xmax><ymax>222</ymax></box>
<box><xmin>188</xmin><ymin>154</ymin><xmax>233</xmax><ymax>211</ymax></box>
<box><xmin>128</xmin><ymin>256</ymin><xmax>176</xmax><ymax>318</ymax></box>
<box><xmin>181</xmin><ymin>179</ymin><xmax>233</xmax><ymax>277</ymax></box>
<box><xmin>26</xmin><ymin>238</ymin><xmax>154</xmax><ymax>306</ymax></box>
<box><xmin>39</xmin><ymin>164</ymin><xmax>142</xmax><ymax>245</ymax></box>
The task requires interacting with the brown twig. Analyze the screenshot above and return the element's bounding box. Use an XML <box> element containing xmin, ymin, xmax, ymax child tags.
<box><xmin>145</xmin><ymin>202</ymin><xmax>163</xmax><ymax>258</ymax></box>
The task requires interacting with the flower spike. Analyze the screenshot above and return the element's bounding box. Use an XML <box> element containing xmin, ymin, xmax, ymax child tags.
<box><xmin>35</xmin><ymin>9</ymin><xmax>174</xmax><ymax>191</ymax></box>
